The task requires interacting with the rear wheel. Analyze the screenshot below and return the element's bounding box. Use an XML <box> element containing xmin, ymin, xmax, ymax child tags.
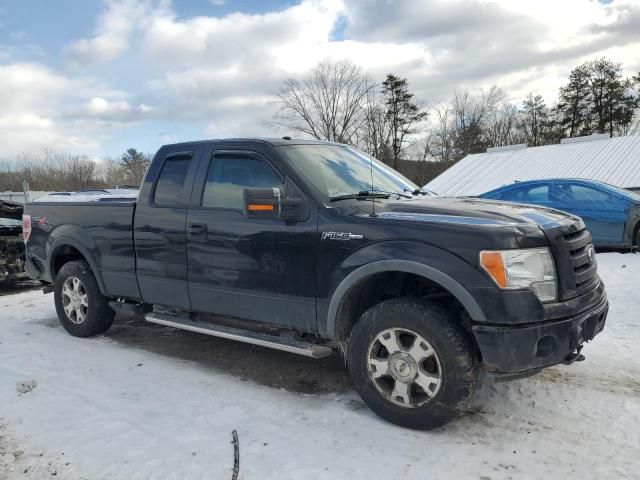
<box><xmin>347</xmin><ymin>298</ymin><xmax>478</xmax><ymax>429</ymax></box>
<box><xmin>54</xmin><ymin>260</ymin><xmax>115</xmax><ymax>337</ymax></box>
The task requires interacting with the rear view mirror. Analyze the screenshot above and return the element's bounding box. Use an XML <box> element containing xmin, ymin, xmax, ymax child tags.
<box><xmin>243</xmin><ymin>188</ymin><xmax>305</xmax><ymax>222</ymax></box>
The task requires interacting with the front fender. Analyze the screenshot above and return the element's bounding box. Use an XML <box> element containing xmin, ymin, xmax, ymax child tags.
<box><xmin>321</xmin><ymin>241</ymin><xmax>491</xmax><ymax>338</ymax></box>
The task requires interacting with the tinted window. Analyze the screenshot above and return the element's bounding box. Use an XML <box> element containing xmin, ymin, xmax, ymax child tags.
<box><xmin>506</xmin><ymin>184</ymin><xmax>549</xmax><ymax>202</ymax></box>
<box><xmin>153</xmin><ymin>155</ymin><xmax>192</xmax><ymax>205</ymax></box>
<box><xmin>202</xmin><ymin>155</ymin><xmax>282</xmax><ymax>210</ymax></box>
<box><xmin>555</xmin><ymin>184</ymin><xmax>611</xmax><ymax>202</ymax></box>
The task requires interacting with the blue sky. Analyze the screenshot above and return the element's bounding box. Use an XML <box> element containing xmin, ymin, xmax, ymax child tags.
<box><xmin>0</xmin><ymin>0</ymin><xmax>638</xmax><ymax>158</ymax></box>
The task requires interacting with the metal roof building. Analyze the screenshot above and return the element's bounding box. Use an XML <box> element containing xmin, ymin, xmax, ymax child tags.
<box><xmin>425</xmin><ymin>133</ymin><xmax>640</xmax><ymax>196</ymax></box>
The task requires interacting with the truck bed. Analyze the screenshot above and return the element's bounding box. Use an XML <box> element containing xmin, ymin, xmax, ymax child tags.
<box><xmin>25</xmin><ymin>199</ymin><xmax>141</xmax><ymax>299</ymax></box>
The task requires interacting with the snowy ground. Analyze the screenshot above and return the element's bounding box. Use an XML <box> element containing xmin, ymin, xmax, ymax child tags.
<box><xmin>1</xmin><ymin>253</ymin><xmax>639</xmax><ymax>480</ymax></box>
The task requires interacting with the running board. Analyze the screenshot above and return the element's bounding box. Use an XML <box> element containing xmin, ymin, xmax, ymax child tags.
<box><xmin>144</xmin><ymin>313</ymin><xmax>333</xmax><ymax>359</ymax></box>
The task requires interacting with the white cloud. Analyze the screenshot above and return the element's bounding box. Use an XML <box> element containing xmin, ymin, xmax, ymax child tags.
<box><xmin>3</xmin><ymin>0</ymin><xmax>640</xmax><ymax>157</ymax></box>
<box><xmin>65</xmin><ymin>0</ymin><xmax>169</xmax><ymax>68</ymax></box>
<box><xmin>0</xmin><ymin>63</ymin><xmax>151</xmax><ymax>157</ymax></box>
<box><xmin>80</xmin><ymin>97</ymin><xmax>153</xmax><ymax>123</ymax></box>
<box><xmin>340</xmin><ymin>0</ymin><xmax>640</xmax><ymax>102</ymax></box>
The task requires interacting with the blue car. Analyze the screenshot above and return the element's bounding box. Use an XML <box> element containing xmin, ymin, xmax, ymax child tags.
<box><xmin>480</xmin><ymin>179</ymin><xmax>640</xmax><ymax>248</ymax></box>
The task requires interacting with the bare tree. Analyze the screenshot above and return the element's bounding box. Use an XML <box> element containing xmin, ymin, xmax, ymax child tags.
<box><xmin>451</xmin><ymin>86</ymin><xmax>503</xmax><ymax>158</ymax></box>
<box><xmin>359</xmin><ymin>89</ymin><xmax>393</xmax><ymax>163</ymax></box>
<box><xmin>483</xmin><ymin>100</ymin><xmax>520</xmax><ymax>148</ymax></box>
<box><xmin>98</xmin><ymin>158</ymin><xmax>128</xmax><ymax>187</ymax></box>
<box><xmin>423</xmin><ymin>103</ymin><xmax>456</xmax><ymax>163</ymax></box>
<box><xmin>0</xmin><ymin>150</ymin><xmax>107</xmax><ymax>191</ymax></box>
<box><xmin>273</xmin><ymin>61</ymin><xmax>375</xmax><ymax>144</ymax></box>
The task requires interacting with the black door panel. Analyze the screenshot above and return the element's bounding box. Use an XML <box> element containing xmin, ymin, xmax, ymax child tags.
<box><xmin>134</xmin><ymin>149</ymin><xmax>200</xmax><ymax>308</ymax></box>
<box><xmin>186</xmin><ymin>148</ymin><xmax>317</xmax><ymax>331</ymax></box>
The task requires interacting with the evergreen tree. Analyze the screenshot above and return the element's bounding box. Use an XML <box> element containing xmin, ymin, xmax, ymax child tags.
<box><xmin>381</xmin><ymin>74</ymin><xmax>427</xmax><ymax>169</ymax></box>
<box><xmin>120</xmin><ymin>148</ymin><xmax>150</xmax><ymax>185</ymax></box>
<box><xmin>588</xmin><ymin>59</ymin><xmax>638</xmax><ymax>136</ymax></box>
<box><xmin>557</xmin><ymin>64</ymin><xmax>592</xmax><ymax>137</ymax></box>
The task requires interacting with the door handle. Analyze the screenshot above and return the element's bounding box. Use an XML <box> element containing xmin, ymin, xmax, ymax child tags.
<box><xmin>188</xmin><ymin>224</ymin><xmax>206</xmax><ymax>235</ymax></box>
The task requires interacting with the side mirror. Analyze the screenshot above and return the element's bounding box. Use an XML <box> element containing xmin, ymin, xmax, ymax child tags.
<box><xmin>243</xmin><ymin>188</ymin><xmax>305</xmax><ymax>222</ymax></box>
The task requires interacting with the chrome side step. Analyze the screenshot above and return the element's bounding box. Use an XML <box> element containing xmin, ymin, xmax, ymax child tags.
<box><xmin>144</xmin><ymin>313</ymin><xmax>333</xmax><ymax>359</ymax></box>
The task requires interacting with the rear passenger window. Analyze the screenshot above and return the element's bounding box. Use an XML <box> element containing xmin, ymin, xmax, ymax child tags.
<box><xmin>509</xmin><ymin>185</ymin><xmax>549</xmax><ymax>202</ymax></box>
<box><xmin>202</xmin><ymin>155</ymin><xmax>282</xmax><ymax>210</ymax></box>
<box><xmin>524</xmin><ymin>185</ymin><xmax>549</xmax><ymax>201</ymax></box>
<box><xmin>566</xmin><ymin>185</ymin><xmax>611</xmax><ymax>202</ymax></box>
<box><xmin>153</xmin><ymin>154</ymin><xmax>192</xmax><ymax>206</ymax></box>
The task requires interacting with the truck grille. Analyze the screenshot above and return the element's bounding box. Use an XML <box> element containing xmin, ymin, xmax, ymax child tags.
<box><xmin>546</xmin><ymin>221</ymin><xmax>599</xmax><ymax>300</ymax></box>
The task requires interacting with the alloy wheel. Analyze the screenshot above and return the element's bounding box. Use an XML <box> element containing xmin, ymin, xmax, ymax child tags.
<box><xmin>62</xmin><ymin>276</ymin><xmax>89</xmax><ymax>324</ymax></box>
<box><xmin>367</xmin><ymin>327</ymin><xmax>442</xmax><ymax>408</ymax></box>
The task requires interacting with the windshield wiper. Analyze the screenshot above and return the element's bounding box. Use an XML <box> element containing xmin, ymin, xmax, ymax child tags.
<box><xmin>330</xmin><ymin>189</ymin><xmax>414</xmax><ymax>202</ymax></box>
<box><xmin>404</xmin><ymin>188</ymin><xmax>436</xmax><ymax>196</ymax></box>
<box><xmin>329</xmin><ymin>191</ymin><xmax>391</xmax><ymax>202</ymax></box>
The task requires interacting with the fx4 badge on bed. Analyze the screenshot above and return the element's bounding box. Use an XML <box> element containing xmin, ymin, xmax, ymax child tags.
<box><xmin>321</xmin><ymin>232</ymin><xmax>364</xmax><ymax>241</ymax></box>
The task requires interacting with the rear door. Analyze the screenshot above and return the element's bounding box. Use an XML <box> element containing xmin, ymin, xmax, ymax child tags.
<box><xmin>134</xmin><ymin>148</ymin><xmax>200</xmax><ymax>308</ymax></box>
<box><xmin>550</xmin><ymin>182</ymin><xmax>627</xmax><ymax>245</ymax></box>
<box><xmin>186</xmin><ymin>147</ymin><xmax>317</xmax><ymax>331</ymax></box>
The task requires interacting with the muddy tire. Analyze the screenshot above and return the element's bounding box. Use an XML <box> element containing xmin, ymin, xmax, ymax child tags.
<box><xmin>347</xmin><ymin>298</ymin><xmax>478</xmax><ymax>430</ymax></box>
<box><xmin>54</xmin><ymin>260</ymin><xmax>115</xmax><ymax>337</ymax></box>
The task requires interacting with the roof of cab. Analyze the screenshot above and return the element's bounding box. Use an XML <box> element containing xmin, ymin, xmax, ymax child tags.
<box><xmin>159</xmin><ymin>137</ymin><xmax>343</xmax><ymax>150</ymax></box>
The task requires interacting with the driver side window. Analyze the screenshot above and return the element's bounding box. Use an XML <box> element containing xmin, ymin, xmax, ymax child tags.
<box><xmin>202</xmin><ymin>154</ymin><xmax>283</xmax><ymax>210</ymax></box>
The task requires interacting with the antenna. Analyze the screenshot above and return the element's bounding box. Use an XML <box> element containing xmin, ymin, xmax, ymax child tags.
<box><xmin>369</xmin><ymin>154</ymin><xmax>377</xmax><ymax>217</ymax></box>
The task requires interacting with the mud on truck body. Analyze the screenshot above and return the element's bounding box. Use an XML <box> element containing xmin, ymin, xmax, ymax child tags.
<box><xmin>23</xmin><ymin>138</ymin><xmax>608</xmax><ymax>429</ymax></box>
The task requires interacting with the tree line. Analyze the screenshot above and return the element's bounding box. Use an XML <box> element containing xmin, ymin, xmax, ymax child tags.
<box><xmin>0</xmin><ymin>148</ymin><xmax>151</xmax><ymax>192</ymax></box>
<box><xmin>273</xmin><ymin>58</ymin><xmax>640</xmax><ymax>185</ymax></box>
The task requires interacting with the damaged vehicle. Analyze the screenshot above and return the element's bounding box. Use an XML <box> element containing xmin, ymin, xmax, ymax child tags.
<box><xmin>23</xmin><ymin>138</ymin><xmax>608</xmax><ymax>429</ymax></box>
<box><xmin>0</xmin><ymin>200</ymin><xmax>26</xmax><ymax>284</ymax></box>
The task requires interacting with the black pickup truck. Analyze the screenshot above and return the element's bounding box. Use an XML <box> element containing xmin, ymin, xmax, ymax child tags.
<box><xmin>23</xmin><ymin>138</ymin><xmax>608</xmax><ymax>429</ymax></box>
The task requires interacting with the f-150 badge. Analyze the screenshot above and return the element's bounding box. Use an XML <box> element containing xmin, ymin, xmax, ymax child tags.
<box><xmin>321</xmin><ymin>232</ymin><xmax>364</xmax><ymax>240</ymax></box>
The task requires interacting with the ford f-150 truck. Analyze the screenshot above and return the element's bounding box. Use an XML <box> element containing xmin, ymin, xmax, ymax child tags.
<box><xmin>23</xmin><ymin>138</ymin><xmax>608</xmax><ymax>429</ymax></box>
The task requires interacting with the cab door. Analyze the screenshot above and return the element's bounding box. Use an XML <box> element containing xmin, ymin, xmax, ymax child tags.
<box><xmin>186</xmin><ymin>147</ymin><xmax>318</xmax><ymax>331</ymax></box>
<box><xmin>134</xmin><ymin>148</ymin><xmax>200</xmax><ymax>308</ymax></box>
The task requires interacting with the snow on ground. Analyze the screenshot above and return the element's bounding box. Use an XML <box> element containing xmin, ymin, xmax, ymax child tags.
<box><xmin>1</xmin><ymin>253</ymin><xmax>639</xmax><ymax>479</ymax></box>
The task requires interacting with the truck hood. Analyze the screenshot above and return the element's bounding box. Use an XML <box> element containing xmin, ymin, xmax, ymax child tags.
<box><xmin>372</xmin><ymin>197</ymin><xmax>576</xmax><ymax>229</ymax></box>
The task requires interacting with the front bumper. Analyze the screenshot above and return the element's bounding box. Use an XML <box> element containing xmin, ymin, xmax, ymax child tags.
<box><xmin>472</xmin><ymin>292</ymin><xmax>608</xmax><ymax>374</ymax></box>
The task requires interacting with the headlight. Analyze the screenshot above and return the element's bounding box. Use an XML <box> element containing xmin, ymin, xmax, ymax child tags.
<box><xmin>479</xmin><ymin>248</ymin><xmax>557</xmax><ymax>302</ymax></box>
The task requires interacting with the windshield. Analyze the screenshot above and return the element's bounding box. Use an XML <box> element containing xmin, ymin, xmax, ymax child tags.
<box><xmin>279</xmin><ymin>144</ymin><xmax>418</xmax><ymax>201</ymax></box>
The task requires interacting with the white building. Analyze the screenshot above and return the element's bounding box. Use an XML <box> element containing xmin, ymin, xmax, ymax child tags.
<box><xmin>425</xmin><ymin>133</ymin><xmax>640</xmax><ymax>196</ymax></box>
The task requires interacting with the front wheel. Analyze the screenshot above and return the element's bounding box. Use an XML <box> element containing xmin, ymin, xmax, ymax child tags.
<box><xmin>54</xmin><ymin>260</ymin><xmax>115</xmax><ymax>337</ymax></box>
<box><xmin>347</xmin><ymin>298</ymin><xmax>478</xmax><ymax>429</ymax></box>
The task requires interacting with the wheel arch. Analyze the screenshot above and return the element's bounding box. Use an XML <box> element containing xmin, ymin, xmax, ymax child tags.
<box><xmin>48</xmin><ymin>237</ymin><xmax>107</xmax><ymax>295</ymax></box>
<box><xmin>326</xmin><ymin>260</ymin><xmax>486</xmax><ymax>341</ymax></box>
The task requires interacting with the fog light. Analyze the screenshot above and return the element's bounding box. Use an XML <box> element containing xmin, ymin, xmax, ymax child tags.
<box><xmin>535</xmin><ymin>335</ymin><xmax>556</xmax><ymax>358</ymax></box>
